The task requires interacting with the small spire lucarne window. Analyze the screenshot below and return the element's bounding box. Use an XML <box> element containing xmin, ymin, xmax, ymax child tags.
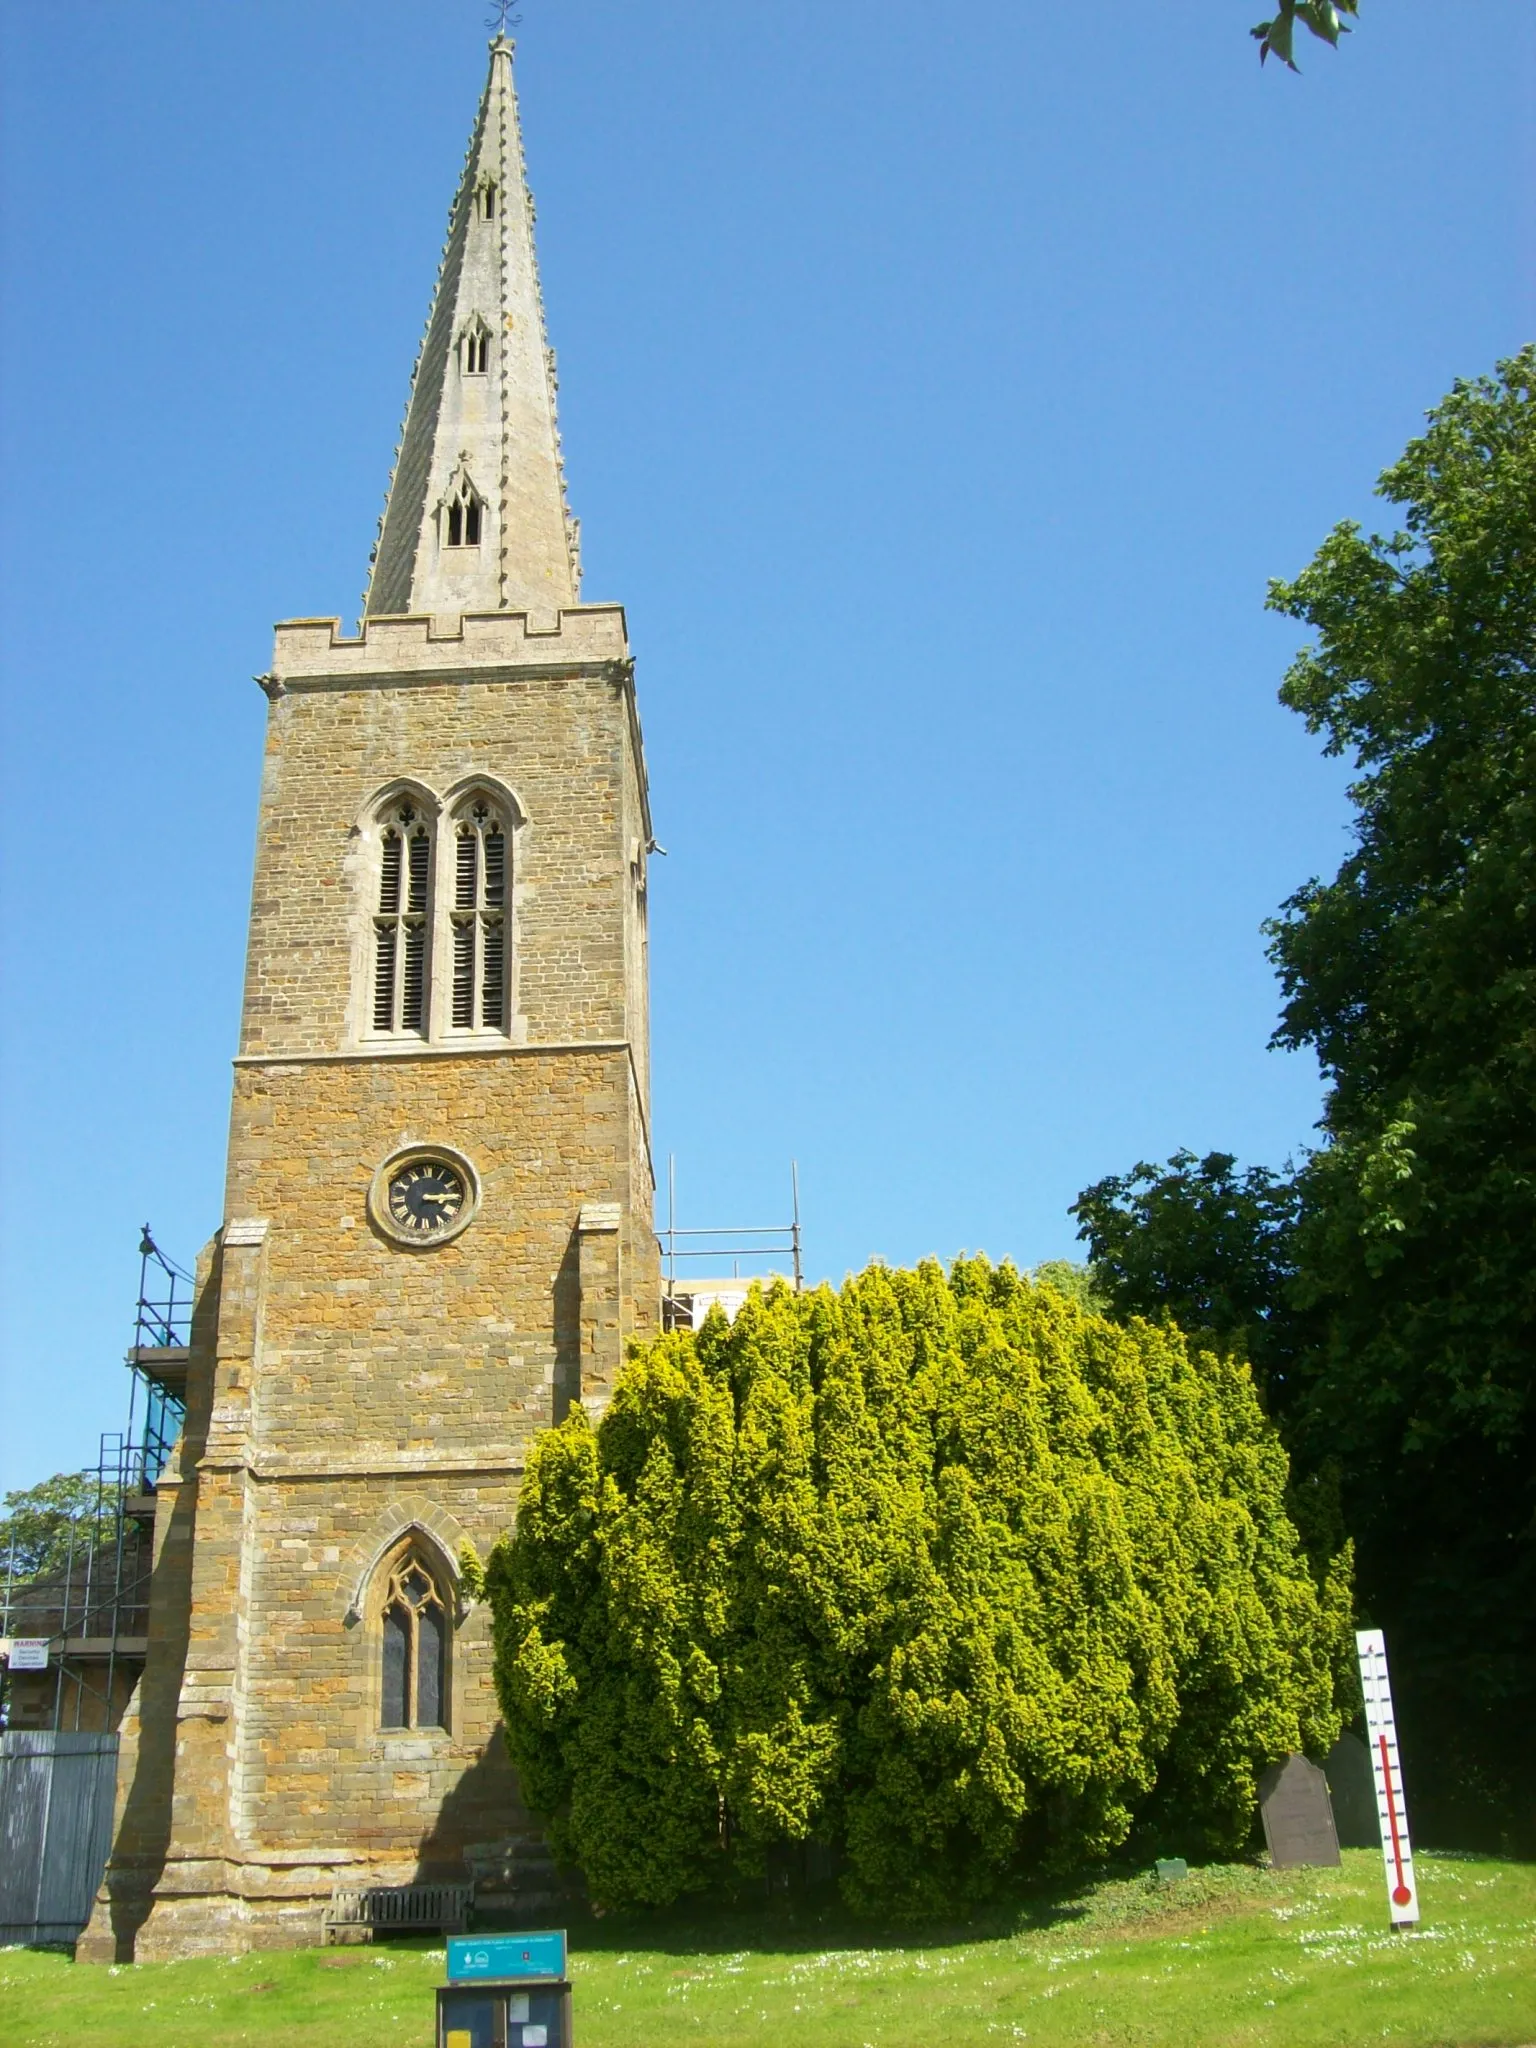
<box><xmin>372</xmin><ymin>803</ymin><xmax>432</xmax><ymax>1033</ymax></box>
<box><xmin>380</xmin><ymin>1549</ymin><xmax>448</xmax><ymax>1731</ymax></box>
<box><xmin>461</xmin><ymin>328</ymin><xmax>490</xmax><ymax>375</ymax></box>
<box><xmin>477</xmin><ymin>179</ymin><xmax>498</xmax><ymax>221</ymax></box>
<box><xmin>444</xmin><ymin>479</ymin><xmax>483</xmax><ymax>548</ymax></box>
<box><xmin>451</xmin><ymin>798</ymin><xmax>508</xmax><ymax>1031</ymax></box>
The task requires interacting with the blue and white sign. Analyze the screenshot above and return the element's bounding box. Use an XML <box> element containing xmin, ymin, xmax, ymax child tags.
<box><xmin>447</xmin><ymin>1931</ymin><xmax>567</xmax><ymax>1983</ymax></box>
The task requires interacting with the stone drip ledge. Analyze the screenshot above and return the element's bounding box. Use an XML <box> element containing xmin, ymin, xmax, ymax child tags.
<box><xmin>142</xmin><ymin>1851</ymin><xmax>419</xmax><ymax>1892</ymax></box>
<box><xmin>195</xmin><ymin>1451</ymin><xmax>530</xmax><ymax>1482</ymax></box>
<box><xmin>232</xmin><ymin>1034</ymin><xmax>630</xmax><ymax>1069</ymax></box>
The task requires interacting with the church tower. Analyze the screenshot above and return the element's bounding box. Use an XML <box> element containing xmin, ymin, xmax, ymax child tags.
<box><xmin>82</xmin><ymin>38</ymin><xmax>657</xmax><ymax>1959</ymax></box>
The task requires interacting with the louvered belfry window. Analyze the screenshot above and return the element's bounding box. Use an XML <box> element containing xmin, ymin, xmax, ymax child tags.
<box><xmin>372</xmin><ymin>804</ymin><xmax>432</xmax><ymax>1033</ymax></box>
<box><xmin>451</xmin><ymin>799</ymin><xmax>508</xmax><ymax>1031</ymax></box>
<box><xmin>445</xmin><ymin>480</ymin><xmax>482</xmax><ymax>548</ymax></box>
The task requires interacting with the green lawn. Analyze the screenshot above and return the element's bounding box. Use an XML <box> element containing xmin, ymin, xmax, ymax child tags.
<box><xmin>3</xmin><ymin>1850</ymin><xmax>1533</xmax><ymax>2047</ymax></box>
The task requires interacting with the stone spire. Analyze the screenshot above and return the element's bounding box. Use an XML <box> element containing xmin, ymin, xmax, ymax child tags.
<box><xmin>366</xmin><ymin>38</ymin><xmax>580</xmax><ymax>619</ymax></box>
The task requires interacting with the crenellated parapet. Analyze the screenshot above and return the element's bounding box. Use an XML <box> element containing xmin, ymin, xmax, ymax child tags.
<box><xmin>270</xmin><ymin>603</ymin><xmax>630</xmax><ymax>687</ymax></box>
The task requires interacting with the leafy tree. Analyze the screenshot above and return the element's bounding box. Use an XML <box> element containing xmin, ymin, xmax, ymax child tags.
<box><xmin>1070</xmin><ymin>354</ymin><xmax>1536</xmax><ymax>1848</ymax></box>
<box><xmin>1266</xmin><ymin>349</ymin><xmax>1536</xmax><ymax>1844</ymax></box>
<box><xmin>1071</xmin><ymin>1156</ymin><xmax>1354</xmax><ymax>1586</ymax></box>
<box><xmin>1070</xmin><ymin>1151</ymin><xmax>1305</xmax><ymax>1414</ymax></box>
<box><xmin>489</xmin><ymin>1261</ymin><xmax>1349</xmax><ymax>1917</ymax></box>
<box><xmin>0</xmin><ymin>1471</ymin><xmax>100</xmax><ymax>1584</ymax></box>
<box><xmin>1027</xmin><ymin>1258</ymin><xmax>1107</xmax><ymax>1311</ymax></box>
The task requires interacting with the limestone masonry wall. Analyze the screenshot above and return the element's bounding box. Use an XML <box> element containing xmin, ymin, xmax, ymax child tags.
<box><xmin>224</xmin><ymin>1050</ymin><xmax>626</xmax><ymax>1453</ymax></box>
<box><xmin>240</xmin><ymin>657</ymin><xmax>636</xmax><ymax>1056</ymax></box>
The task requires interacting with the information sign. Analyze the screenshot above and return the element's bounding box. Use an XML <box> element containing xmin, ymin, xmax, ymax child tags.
<box><xmin>7</xmin><ymin>1639</ymin><xmax>50</xmax><ymax>1671</ymax></box>
<box><xmin>1355</xmin><ymin>1629</ymin><xmax>1419</xmax><ymax>1927</ymax></box>
<box><xmin>447</xmin><ymin>1931</ymin><xmax>567</xmax><ymax>1983</ymax></box>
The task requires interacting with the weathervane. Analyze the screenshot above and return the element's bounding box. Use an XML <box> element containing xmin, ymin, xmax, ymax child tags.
<box><xmin>486</xmin><ymin>0</ymin><xmax>519</xmax><ymax>33</ymax></box>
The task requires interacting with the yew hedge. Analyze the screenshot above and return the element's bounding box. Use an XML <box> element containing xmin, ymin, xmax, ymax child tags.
<box><xmin>487</xmin><ymin>1259</ymin><xmax>1352</xmax><ymax>1917</ymax></box>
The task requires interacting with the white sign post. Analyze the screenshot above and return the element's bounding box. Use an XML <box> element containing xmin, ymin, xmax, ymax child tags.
<box><xmin>1356</xmin><ymin>1628</ymin><xmax>1419</xmax><ymax>1927</ymax></box>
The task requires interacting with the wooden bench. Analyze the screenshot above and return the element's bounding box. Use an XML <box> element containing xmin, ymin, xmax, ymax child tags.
<box><xmin>322</xmin><ymin>1882</ymin><xmax>473</xmax><ymax>1943</ymax></box>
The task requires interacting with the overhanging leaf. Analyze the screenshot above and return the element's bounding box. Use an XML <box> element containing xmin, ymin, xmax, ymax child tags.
<box><xmin>1253</xmin><ymin>4</ymin><xmax>1299</xmax><ymax>69</ymax></box>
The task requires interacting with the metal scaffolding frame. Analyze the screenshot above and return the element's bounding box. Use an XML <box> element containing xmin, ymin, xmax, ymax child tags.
<box><xmin>658</xmin><ymin>1160</ymin><xmax>803</xmax><ymax>1324</ymax></box>
<box><xmin>1</xmin><ymin>1229</ymin><xmax>190</xmax><ymax>1733</ymax></box>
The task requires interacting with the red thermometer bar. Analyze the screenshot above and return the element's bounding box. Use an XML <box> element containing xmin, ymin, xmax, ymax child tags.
<box><xmin>1356</xmin><ymin>1629</ymin><xmax>1419</xmax><ymax>1927</ymax></box>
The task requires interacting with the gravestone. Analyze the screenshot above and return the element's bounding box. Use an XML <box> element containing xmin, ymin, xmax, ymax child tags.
<box><xmin>1258</xmin><ymin>1753</ymin><xmax>1341</xmax><ymax>1867</ymax></box>
<box><xmin>1324</xmin><ymin>1733</ymin><xmax>1381</xmax><ymax>1848</ymax></box>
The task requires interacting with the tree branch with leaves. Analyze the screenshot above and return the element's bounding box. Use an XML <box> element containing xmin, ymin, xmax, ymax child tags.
<box><xmin>1252</xmin><ymin>0</ymin><xmax>1359</xmax><ymax>70</ymax></box>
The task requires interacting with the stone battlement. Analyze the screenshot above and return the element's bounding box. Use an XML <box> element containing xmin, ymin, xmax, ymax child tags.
<box><xmin>271</xmin><ymin>603</ymin><xmax>629</xmax><ymax>684</ymax></box>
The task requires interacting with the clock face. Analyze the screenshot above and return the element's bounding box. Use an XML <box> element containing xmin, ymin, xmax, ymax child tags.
<box><xmin>387</xmin><ymin>1158</ymin><xmax>467</xmax><ymax>1237</ymax></box>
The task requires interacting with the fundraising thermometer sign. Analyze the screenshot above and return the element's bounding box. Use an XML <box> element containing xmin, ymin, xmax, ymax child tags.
<box><xmin>1356</xmin><ymin>1629</ymin><xmax>1419</xmax><ymax>1927</ymax></box>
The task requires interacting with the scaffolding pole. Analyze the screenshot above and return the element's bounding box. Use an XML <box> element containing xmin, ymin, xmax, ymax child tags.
<box><xmin>1</xmin><ymin>1227</ymin><xmax>190</xmax><ymax>1734</ymax></box>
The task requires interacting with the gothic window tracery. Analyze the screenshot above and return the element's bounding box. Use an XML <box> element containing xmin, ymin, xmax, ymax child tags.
<box><xmin>459</xmin><ymin>322</ymin><xmax>491</xmax><ymax>376</ymax></box>
<box><xmin>372</xmin><ymin>802</ymin><xmax>433</xmax><ymax>1034</ymax></box>
<box><xmin>379</xmin><ymin>1546</ymin><xmax>449</xmax><ymax>1731</ymax></box>
<box><xmin>450</xmin><ymin>796</ymin><xmax>509</xmax><ymax>1031</ymax></box>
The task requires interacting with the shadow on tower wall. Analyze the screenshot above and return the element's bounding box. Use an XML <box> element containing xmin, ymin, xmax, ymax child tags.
<box><xmin>552</xmin><ymin>1227</ymin><xmax>582</xmax><ymax>1426</ymax></box>
<box><xmin>412</xmin><ymin>1721</ymin><xmax>575</xmax><ymax>1916</ymax></box>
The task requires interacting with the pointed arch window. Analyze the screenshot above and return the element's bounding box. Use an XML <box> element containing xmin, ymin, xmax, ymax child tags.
<box><xmin>444</xmin><ymin>476</ymin><xmax>483</xmax><ymax>549</ymax></box>
<box><xmin>460</xmin><ymin>324</ymin><xmax>490</xmax><ymax>376</ymax></box>
<box><xmin>372</xmin><ymin>802</ymin><xmax>432</xmax><ymax>1034</ymax></box>
<box><xmin>476</xmin><ymin>179</ymin><xmax>498</xmax><ymax>222</ymax></box>
<box><xmin>450</xmin><ymin>797</ymin><xmax>509</xmax><ymax>1032</ymax></box>
<box><xmin>380</xmin><ymin>1548</ymin><xmax>449</xmax><ymax>1731</ymax></box>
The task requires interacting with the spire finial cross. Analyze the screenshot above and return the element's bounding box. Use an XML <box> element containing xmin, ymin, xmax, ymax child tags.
<box><xmin>486</xmin><ymin>0</ymin><xmax>518</xmax><ymax>34</ymax></box>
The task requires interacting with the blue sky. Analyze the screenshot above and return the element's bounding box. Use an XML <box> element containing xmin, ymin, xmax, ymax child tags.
<box><xmin>1</xmin><ymin>0</ymin><xmax>1530</xmax><ymax>1492</ymax></box>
